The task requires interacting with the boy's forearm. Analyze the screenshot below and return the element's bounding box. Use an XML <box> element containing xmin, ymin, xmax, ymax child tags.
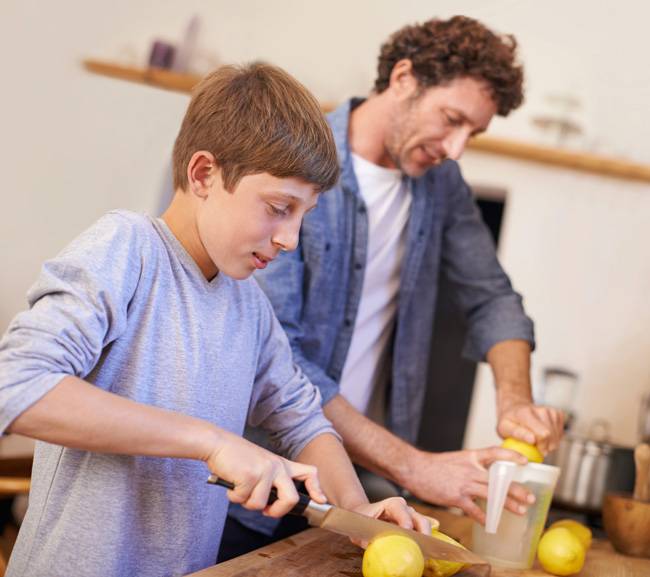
<box><xmin>7</xmin><ymin>375</ymin><xmax>221</xmax><ymax>462</ymax></box>
<box><xmin>296</xmin><ymin>432</ymin><xmax>369</xmax><ymax>510</ymax></box>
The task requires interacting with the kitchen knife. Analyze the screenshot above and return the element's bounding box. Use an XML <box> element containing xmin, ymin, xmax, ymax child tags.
<box><xmin>207</xmin><ymin>475</ymin><xmax>486</xmax><ymax>565</ymax></box>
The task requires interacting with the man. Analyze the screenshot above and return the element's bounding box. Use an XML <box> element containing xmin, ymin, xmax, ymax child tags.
<box><xmin>220</xmin><ymin>16</ymin><xmax>564</xmax><ymax>560</ymax></box>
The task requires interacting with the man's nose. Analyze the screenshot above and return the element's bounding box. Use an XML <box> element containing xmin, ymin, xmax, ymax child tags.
<box><xmin>442</xmin><ymin>130</ymin><xmax>470</xmax><ymax>161</ymax></box>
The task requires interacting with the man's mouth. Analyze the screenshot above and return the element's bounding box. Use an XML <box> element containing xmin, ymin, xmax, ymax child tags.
<box><xmin>419</xmin><ymin>145</ymin><xmax>442</xmax><ymax>165</ymax></box>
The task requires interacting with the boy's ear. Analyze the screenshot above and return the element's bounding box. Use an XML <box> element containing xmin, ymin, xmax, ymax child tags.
<box><xmin>186</xmin><ymin>151</ymin><xmax>218</xmax><ymax>198</ymax></box>
<box><xmin>388</xmin><ymin>59</ymin><xmax>419</xmax><ymax>100</ymax></box>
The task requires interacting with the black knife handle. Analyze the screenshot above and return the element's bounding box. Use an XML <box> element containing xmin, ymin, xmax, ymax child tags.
<box><xmin>206</xmin><ymin>475</ymin><xmax>311</xmax><ymax>516</ymax></box>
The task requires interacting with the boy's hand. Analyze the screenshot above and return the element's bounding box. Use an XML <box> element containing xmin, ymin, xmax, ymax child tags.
<box><xmin>206</xmin><ymin>430</ymin><xmax>326</xmax><ymax>517</ymax></box>
<box><xmin>350</xmin><ymin>497</ymin><xmax>432</xmax><ymax>548</ymax></box>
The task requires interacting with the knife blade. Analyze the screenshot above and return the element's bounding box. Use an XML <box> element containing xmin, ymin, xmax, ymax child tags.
<box><xmin>207</xmin><ymin>475</ymin><xmax>485</xmax><ymax>565</ymax></box>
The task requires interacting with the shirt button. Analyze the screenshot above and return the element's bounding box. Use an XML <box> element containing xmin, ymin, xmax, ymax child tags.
<box><xmin>344</xmin><ymin>319</ymin><xmax>352</xmax><ymax>327</ymax></box>
<box><xmin>358</xmin><ymin>205</ymin><xmax>366</xmax><ymax>214</ymax></box>
<box><xmin>355</xmin><ymin>262</ymin><xmax>363</xmax><ymax>270</ymax></box>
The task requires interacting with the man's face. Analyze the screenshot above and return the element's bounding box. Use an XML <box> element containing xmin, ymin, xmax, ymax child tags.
<box><xmin>385</xmin><ymin>76</ymin><xmax>498</xmax><ymax>177</ymax></box>
<box><xmin>197</xmin><ymin>171</ymin><xmax>318</xmax><ymax>280</ymax></box>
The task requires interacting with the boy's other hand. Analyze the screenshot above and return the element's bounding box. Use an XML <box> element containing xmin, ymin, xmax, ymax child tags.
<box><xmin>206</xmin><ymin>430</ymin><xmax>326</xmax><ymax>518</ymax></box>
<box><xmin>350</xmin><ymin>497</ymin><xmax>431</xmax><ymax>548</ymax></box>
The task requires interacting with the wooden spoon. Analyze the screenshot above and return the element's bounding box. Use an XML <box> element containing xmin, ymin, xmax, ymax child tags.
<box><xmin>634</xmin><ymin>443</ymin><xmax>650</xmax><ymax>502</ymax></box>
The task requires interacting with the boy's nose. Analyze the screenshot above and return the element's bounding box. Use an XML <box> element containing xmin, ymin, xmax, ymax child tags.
<box><xmin>271</xmin><ymin>222</ymin><xmax>300</xmax><ymax>253</ymax></box>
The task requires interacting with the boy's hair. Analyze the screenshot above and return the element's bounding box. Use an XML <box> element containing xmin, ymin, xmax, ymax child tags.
<box><xmin>173</xmin><ymin>62</ymin><xmax>339</xmax><ymax>192</ymax></box>
<box><xmin>374</xmin><ymin>16</ymin><xmax>524</xmax><ymax>115</ymax></box>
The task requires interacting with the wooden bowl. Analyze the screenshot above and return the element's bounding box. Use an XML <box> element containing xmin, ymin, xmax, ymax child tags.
<box><xmin>603</xmin><ymin>493</ymin><xmax>650</xmax><ymax>558</ymax></box>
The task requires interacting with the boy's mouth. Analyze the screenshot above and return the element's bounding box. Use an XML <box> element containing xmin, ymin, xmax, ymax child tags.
<box><xmin>252</xmin><ymin>252</ymin><xmax>272</xmax><ymax>269</ymax></box>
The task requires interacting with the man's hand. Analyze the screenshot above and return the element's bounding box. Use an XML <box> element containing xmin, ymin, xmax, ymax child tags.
<box><xmin>497</xmin><ymin>401</ymin><xmax>565</xmax><ymax>454</ymax></box>
<box><xmin>486</xmin><ymin>339</ymin><xmax>565</xmax><ymax>454</ymax></box>
<box><xmin>351</xmin><ymin>497</ymin><xmax>432</xmax><ymax>548</ymax></box>
<box><xmin>206</xmin><ymin>430</ymin><xmax>327</xmax><ymax>518</ymax></box>
<box><xmin>404</xmin><ymin>447</ymin><xmax>533</xmax><ymax>524</ymax></box>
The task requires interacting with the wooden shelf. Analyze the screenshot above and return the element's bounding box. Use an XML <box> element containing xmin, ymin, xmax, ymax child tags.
<box><xmin>83</xmin><ymin>58</ymin><xmax>202</xmax><ymax>94</ymax></box>
<box><xmin>82</xmin><ymin>59</ymin><xmax>650</xmax><ymax>184</ymax></box>
<box><xmin>468</xmin><ymin>134</ymin><xmax>650</xmax><ymax>183</ymax></box>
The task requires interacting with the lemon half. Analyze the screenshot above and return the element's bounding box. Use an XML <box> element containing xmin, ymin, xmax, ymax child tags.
<box><xmin>501</xmin><ymin>437</ymin><xmax>544</xmax><ymax>463</ymax></box>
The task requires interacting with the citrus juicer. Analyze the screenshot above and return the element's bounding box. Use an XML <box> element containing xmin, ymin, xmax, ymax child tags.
<box><xmin>472</xmin><ymin>460</ymin><xmax>561</xmax><ymax>569</ymax></box>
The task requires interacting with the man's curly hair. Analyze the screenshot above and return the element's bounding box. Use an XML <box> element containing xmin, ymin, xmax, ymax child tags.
<box><xmin>374</xmin><ymin>16</ymin><xmax>524</xmax><ymax>116</ymax></box>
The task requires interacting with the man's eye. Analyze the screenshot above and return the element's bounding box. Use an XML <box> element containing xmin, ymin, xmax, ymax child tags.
<box><xmin>445</xmin><ymin>113</ymin><xmax>463</xmax><ymax>127</ymax></box>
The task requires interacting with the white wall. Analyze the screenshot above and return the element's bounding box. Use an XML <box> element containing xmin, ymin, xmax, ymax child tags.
<box><xmin>461</xmin><ymin>153</ymin><xmax>650</xmax><ymax>448</ymax></box>
<box><xmin>1</xmin><ymin>1</ymin><xmax>649</xmax><ymax>447</ymax></box>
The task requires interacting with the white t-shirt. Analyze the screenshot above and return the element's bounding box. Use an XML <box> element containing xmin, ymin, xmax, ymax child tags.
<box><xmin>338</xmin><ymin>153</ymin><xmax>411</xmax><ymax>420</ymax></box>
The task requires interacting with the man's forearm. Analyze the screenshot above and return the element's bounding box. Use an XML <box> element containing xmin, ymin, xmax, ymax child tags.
<box><xmin>322</xmin><ymin>394</ymin><xmax>418</xmax><ymax>488</ymax></box>
<box><xmin>486</xmin><ymin>339</ymin><xmax>533</xmax><ymax>413</ymax></box>
<box><xmin>8</xmin><ymin>375</ymin><xmax>220</xmax><ymax>462</ymax></box>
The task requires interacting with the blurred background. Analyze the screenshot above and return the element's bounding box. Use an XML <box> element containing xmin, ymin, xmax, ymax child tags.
<box><xmin>0</xmin><ymin>0</ymin><xmax>649</xmax><ymax>458</ymax></box>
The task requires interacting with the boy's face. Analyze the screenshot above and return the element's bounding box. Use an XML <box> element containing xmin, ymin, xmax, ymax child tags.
<box><xmin>385</xmin><ymin>75</ymin><xmax>497</xmax><ymax>177</ymax></box>
<box><xmin>196</xmin><ymin>170</ymin><xmax>319</xmax><ymax>280</ymax></box>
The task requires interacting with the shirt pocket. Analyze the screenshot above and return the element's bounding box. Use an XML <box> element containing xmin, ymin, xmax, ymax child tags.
<box><xmin>300</xmin><ymin>217</ymin><xmax>325</xmax><ymax>259</ymax></box>
<box><xmin>299</xmin><ymin>219</ymin><xmax>341</xmax><ymax>332</ymax></box>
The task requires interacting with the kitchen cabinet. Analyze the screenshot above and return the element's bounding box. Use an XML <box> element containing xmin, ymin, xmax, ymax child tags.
<box><xmin>186</xmin><ymin>505</ymin><xmax>650</xmax><ymax>577</ymax></box>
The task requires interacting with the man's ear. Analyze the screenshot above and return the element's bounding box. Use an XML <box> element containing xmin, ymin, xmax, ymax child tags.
<box><xmin>388</xmin><ymin>59</ymin><xmax>419</xmax><ymax>100</ymax></box>
<box><xmin>186</xmin><ymin>151</ymin><xmax>218</xmax><ymax>199</ymax></box>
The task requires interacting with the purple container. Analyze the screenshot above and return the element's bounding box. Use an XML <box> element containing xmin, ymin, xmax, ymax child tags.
<box><xmin>148</xmin><ymin>40</ymin><xmax>175</xmax><ymax>69</ymax></box>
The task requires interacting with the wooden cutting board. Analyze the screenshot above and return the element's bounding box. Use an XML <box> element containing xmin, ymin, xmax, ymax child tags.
<box><xmin>186</xmin><ymin>507</ymin><xmax>650</xmax><ymax>577</ymax></box>
<box><xmin>189</xmin><ymin>528</ymin><xmax>491</xmax><ymax>577</ymax></box>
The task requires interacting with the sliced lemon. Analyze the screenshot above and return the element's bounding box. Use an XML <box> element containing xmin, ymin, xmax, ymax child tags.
<box><xmin>422</xmin><ymin>529</ymin><xmax>468</xmax><ymax>577</ymax></box>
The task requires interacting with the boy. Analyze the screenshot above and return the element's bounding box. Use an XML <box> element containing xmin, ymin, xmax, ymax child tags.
<box><xmin>0</xmin><ymin>63</ymin><xmax>428</xmax><ymax>577</ymax></box>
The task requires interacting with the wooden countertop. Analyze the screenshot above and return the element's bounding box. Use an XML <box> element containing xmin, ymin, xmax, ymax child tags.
<box><xmin>186</xmin><ymin>505</ymin><xmax>650</xmax><ymax>577</ymax></box>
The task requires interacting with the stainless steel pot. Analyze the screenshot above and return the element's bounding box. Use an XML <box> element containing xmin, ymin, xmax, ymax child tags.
<box><xmin>546</xmin><ymin>421</ymin><xmax>635</xmax><ymax>511</ymax></box>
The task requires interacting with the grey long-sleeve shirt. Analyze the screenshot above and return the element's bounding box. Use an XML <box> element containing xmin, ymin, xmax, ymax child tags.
<box><xmin>0</xmin><ymin>211</ymin><xmax>335</xmax><ymax>577</ymax></box>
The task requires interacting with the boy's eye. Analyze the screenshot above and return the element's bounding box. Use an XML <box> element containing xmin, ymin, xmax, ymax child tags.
<box><xmin>267</xmin><ymin>204</ymin><xmax>288</xmax><ymax>216</ymax></box>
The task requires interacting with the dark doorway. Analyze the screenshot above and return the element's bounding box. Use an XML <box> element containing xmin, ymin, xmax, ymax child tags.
<box><xmin>417</xmin><ymin>188</ymin><xmax>506</xmax><ymax>452</ymax></box>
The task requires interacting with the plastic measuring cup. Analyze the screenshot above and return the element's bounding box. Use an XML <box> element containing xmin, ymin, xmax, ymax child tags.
<box><xmin>472</xmin><ymin>461</ymin><xmax>560</xmax><ymax>569</ymax></box>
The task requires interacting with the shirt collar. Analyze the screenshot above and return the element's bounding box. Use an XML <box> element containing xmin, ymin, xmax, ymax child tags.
<box><xmin>327</xmin><ymin>98</ymin><xmax>365</xmax><ymax>193</ymax></box>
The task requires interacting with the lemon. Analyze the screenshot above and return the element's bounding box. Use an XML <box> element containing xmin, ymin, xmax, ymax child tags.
<box><xmin>549</xmin><ymin>519</ymin><xmax>592</xmax><ymax>550</ymax></box>
<box><xmin>422</xmin><ymin>529</ymin><xmax>467</xmax><ymax>577</ymax></box>
<box><xmin>537</xmin><ymin>527</ymin><xmax>586</xmax><ymax>576</ymax></box>
<box><xmin>362</xmin><ymin>534</ymin><xmax>424</xmax><ymax>577</ymax></box>
<box><xmin>501</xmin><ymin>437</ymin><xmax>544</xmax><ymax>463</ymax></box>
